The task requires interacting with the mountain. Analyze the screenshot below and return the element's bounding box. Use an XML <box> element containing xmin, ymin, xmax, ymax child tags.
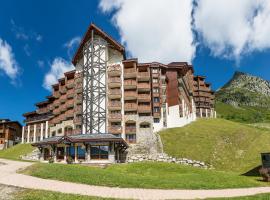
<box><xmin>216</xmin><ymin>71</ymin><xmax>270</xmax><ymax>108</ymax></box>
<box><xmin>215</xmin><ymin>71</ymin><xmax>270</xmax><ymax>123</ymax></box>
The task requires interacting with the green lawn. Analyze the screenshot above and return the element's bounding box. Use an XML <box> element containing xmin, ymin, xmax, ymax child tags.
<box><xmin>159</xmin><ymin>118</ymin><xmax>270</xmax><ymax>173</ymax></box>
<box><xmin>20</xmin><ymin>162</ymin><xmax>269</xmax><ymax>189</ymax></box>
<box><xmin>210</xmin><ymin>193</ymin><xmax>270</xmax><ymax>200</ymax></box>
<box><xmin>14</xmin><ymin>189</ymin><xmax>116</xmax><ymax>200</ymax></box>
<box><xmin>0</xmin><ymin>144</ymin><xmax>35</xmax><ymax>160</ymax></box>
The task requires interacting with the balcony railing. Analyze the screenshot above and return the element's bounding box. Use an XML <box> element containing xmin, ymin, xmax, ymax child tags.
<box><xmin>108</xmin><ymin>101</ymin><xmax>121</xmax><ymax>110</ymax></box>
<box><xmin>124</xmin><ymin>68</ymin><xmax>136</xmax><ymax>78</ymax></box>
<box><xmin>138</xmin><ymin>105</ymin><xmax>151</xmax><ymax>113</ymax></box>
<box><xmin>138</xmin><ymin>94</ymin><xmax>151</xmax><ymax>101</ymax></box>
<box><xmin>60</xmin><ymin>94</ymin><xmax>66</xmax><ymax>103</ymax></box>
<box><xmin>65</xmin><ymin>109</ymin><xmax>74</xmax><ymax>118</ymax></box>
<box><xmin>108</xmin><ymin>65</ymin><xmax>121</xmax><ymax>76</ymax></box>
<box><xmin>137</xmin><ymin>83</ymin><xmax>150</xmax><ymax>90</ymax></box>
<box><xmin>108</xmin><ymin>126</ymin><xmax>122</xmax><ymax>134</ymax></box>
<box><xmin>124</xmin><ymin>91</ymin><xmax>137</xmax><ymax>99</ymax></box>
<box><xmin>108</xmin><ymin>89</ymin><xmax>121</xmax><ymax>99</ymax></box>
<box><xmin>53</xmin><ymin>91</ymin><xmax>60</xmax><ymax>98</ymax></box>
<box><xmin>66</xmin><ymin>80</ymin><xmax>74</xmax><ymax>89</ymax></box>
<box><xmin>124</xmin><ymin>80</ymin><xmax>137</xmax><ymax>88</ymax></box>
<box><xmin>67</xmin><ymin>89</ymin><xmax>75</xmax><ymax>98</ymax></box>
<box><xmin>108</xmin><ymin>113</ymin><xmax>122</xmax><ymax>121</ymax></box>
<box><xmin>124</xmin><ymin>103</ymin><xmax>137</xmax><ymax>111</ymax></box>
<box><xmin>66</xmin><ymin>100</ymin><xmax>74</xmax><ymax>108</ymax></box>
<box><xmin>74</xmin><ymin>117</ymin><xmax>82</xmax><ymax>124</ymax></box>
<box><xmin>60</xmin><ymin>87</ymin><xmax>67</xmax><ymax>94</ymax></box>
<box><xmin>137</xmin><ymin>72</ymin><xmax>150</xmax><ymax>80</ymax></box>
<box><xmin>125</xmin><ymin>126</ymin><xmax>136</xmax><ymax>133</ymax></box>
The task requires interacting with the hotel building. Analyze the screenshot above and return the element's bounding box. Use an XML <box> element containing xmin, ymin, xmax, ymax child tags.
<box><xmin>22</xmin><ymin>23</ymin><xmax>215</xmax><ymax>163</ymax></box>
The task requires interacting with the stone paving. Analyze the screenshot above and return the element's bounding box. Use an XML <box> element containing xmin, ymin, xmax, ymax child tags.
<box><xmin>1</xmin><ymin>158</ymin><xmax>270</xmax><ymax>200</ymax></box>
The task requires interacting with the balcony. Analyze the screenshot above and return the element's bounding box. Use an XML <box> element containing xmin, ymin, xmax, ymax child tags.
<box><xmin>124</xmin><ymin>103</ymin><xmax>137</xmax><ymax>111</ymax></box>
<box><xmin>108</xmin><ymin>126</ymin><xmax>122</xmax><ymax>134</ymax></box>
<box><xmin>108</xmin><ymin>77</ymin><xmax>121</xmax><ymax>88</ymax></box>
<box><xmin>124</xmin><ymin>79</ymin><xmax>137</xmax><ymax>89</ymax></box>
<box><xmin>60</xmin><ymin>94</ymin><xmax>66</xmax><ymax>103</ymax></box>
<box><xmin>53</xmin><ymin>91</ymin><xmax>60</xmax><ymax>98</ymax></box>
<box><xmin>137</xmin><ymin>83</ymin><xmax>150</xmax><ymax>91</ymax></box>
<box><xmin>108</xmin><ymin>89</ymin><xmax>121</xmax><ymax>99</ymax></box>
<box><xmin>66</xmin><ymin>100</ymin><xmax>74</xmax><ymax>108</ymax></box>
<box><xmin>124</xmin><ymin>68</ymin><xmax>137</xmax><ymax>78</ymax></box>
<box><xmin>124</xmin><ymin>91</ymin><xmax>137</xmax><ymax>100</ymax></box>
<box><xmin>108</xmin><ymin>64</ymin><xmax>121</xmax><ymax>76</ymax></box>
<box><xmin>108</xmin><ymin>113</ymin><xmax>122</xmax><ymax>122</ymax></box>
<box><xmin>125</xmin><ymin>126</ymin><xmax>136</xmax><ymax>134</ymax></box>
<box><xmin>152</xmin><ymin>82</ymin><xmax>160</xmax><ymax>88</ymax></box>
<box><xmin>65</xmin><ymin>109</ymin><xmax>74</xmax><ymax>118</ymax></box>
<box><xmin>66</xmin><ymin>80</ymin><xmax>74</xmax><ymax>89</ymax></box>
<box><xmin>67</xmin><ymin>89</ymin><xmax>75</xmax><ymax>98</ymax></box>
<box><xmin>74</xmin><ymin>116</ymin><xmax>82</xmax><ymax>124</ymax></box>
<box><xmin>37</xmin><ymin>107</ymin><xmax>49</xmax><ymax>114</ymax></box>
<box><xmin>53</xmin><ymin>108</ymin><xmax>60</xmax><ymax>115</ymax></box>
<box><xmin>153</xmin><ymin>112</ymin><xmax>161</xmax><ymax>118</ymax></box>
<box><xmin>75</xmin><ymin>105</ymin><xmax>82</xmax><ymax>114</ymax></box>
<box><xmin>76</xmin><ymin>83</ymin><xmax>83</xmax><ymax>94</ymax></box>
<box><xmin>76</xmin><ymin>94</ymin><xmax>82</xmax><ymax>105</ymax></box>
<box><xmin>137</xmin><ymin>71</ymin><xmax>150</xmax><ymax>81</ymax></box>
<box><xmin>59</xmin><ymin>105</ymin><xmax>67</xmax><ymax>113</ymax></box>
<box><xmin>138</xmin><ymin>105</ymin><xmax>151</xmax><ymax>113</ymax></box>
<box><xmin>54</xmin><ymin>99</ymin><xmax>60</xmax><ymax>106</ymax></box>
<box><xmin>138</xmin><ymin>93</ymin><xmax>151</xmax><ymax>102</ymax></box>
<box><xmin>60</xmin><ymin>87</ymin><xmax>67</xmax><ymax>94</ymax></box>
<box><xmin>108</xmin><ymin>101</ymin><xmax>121</xmax><ymax>110</ymax></box>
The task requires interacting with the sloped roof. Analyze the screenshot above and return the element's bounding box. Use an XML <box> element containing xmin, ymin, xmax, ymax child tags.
<box><xmin>72</xmin><ymin>23</ymin><xmax>125</xmax><ymax>65</ymax></box>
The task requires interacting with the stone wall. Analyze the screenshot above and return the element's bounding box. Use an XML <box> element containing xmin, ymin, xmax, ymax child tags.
<box><xmin>20</xmin><ymin>148</ymin><xmax>40</xmax><ymax>161</ymax></box>
<box><xmin>126</xmin><ymin>153</ymin><xmax>211</xmax><ymax>169</ymax></box>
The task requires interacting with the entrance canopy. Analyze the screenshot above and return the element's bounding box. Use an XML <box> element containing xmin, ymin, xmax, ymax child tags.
<box><xmin>32</xmin><ymin>134</ymin><xmax>128</xmax><ymax>150</ymax></box>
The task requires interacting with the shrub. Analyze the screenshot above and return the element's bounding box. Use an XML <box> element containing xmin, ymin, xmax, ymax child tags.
<box><xmin>48</xmin><ymin>158</ymin><xmax>54</xmax><ymax>164</ymax></box>
<box><xmin>66</xmin><ymin>156</ymin><xmax>74</xmax><ymax>164</ymax></box>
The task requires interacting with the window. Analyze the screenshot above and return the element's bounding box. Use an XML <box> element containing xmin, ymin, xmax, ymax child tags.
<box><xmin>126</xmin><ymin>134</ymin><xmax>136</xmax><ymax>143</ymax></box>
<box><xmin>52</xmin><ymin>131</ymin><xmax>56</xmax><ymax>137</ymax></box>
<box><xmin>57</xmin><ymin>128</ymin><xmax>62</xmax><ymax>134</ymax></box>
<box><xmin>154</xmin><ymin>97</ymin><xmax>160</xmax><ymax>103</ymax></box>
<box><xmin>140</xmin><ymin>122</ymin><xmax>150</xmax><ymax>128</ymax></box>
<box><xmin>152</xmin><ymin>68</ymin><xmax>158</xmax><ymax>73</ymax></box>
<box><xmin>90</xmin><ymin>145</ymin><xmax>109</xmax><ymax>159</ymax></box>
<box><xmin>154</xmin><ymin>118</ymin><xmax>160</xmax><ymax>123</ymax></box>
<box><xmin>154</xmin><ymin>107</ymin><xmax>160</xmax><ymax>113</ymax></box>
<box><xmin>153</xmin><ymin>78</ymin><xmax>158</xmax><ymax>83</ymax></box>
<box><xmin>153</xmin><ymin>88</ymin><xmax>159</xmax><ymax>93</ymax></box>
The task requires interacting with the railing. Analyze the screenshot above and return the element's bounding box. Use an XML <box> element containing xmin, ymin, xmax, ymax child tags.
<box><xmin>138</xmin><ymin>94</ymin><xmax>151</xmax><ymax>101</ymax></box>
<box><xmin>60</xmin><ymin>87</ymin><xmax>67</xmax><ymax>94</ymax></box>
<box><xmin>60</xmin><ymin>94</ymin><xmax>66</xmax><ymax>102</ymax></box>
<box><xmin>53</xmin><ymin>91</ymin><xmax>60</xmax><ymax>98</ymax></box>
<box><xmin>108</xmin><ymin>113</ymin><xmax>122</xmax><ymax>120</ymax></box>
<box><xmin>138</xmin><ymin>105</ymin><xmax>151</xmax><ymax>112</ymax></box>
<box><xmin>37</xmin><ymin>107</ymin><xmax>49</xmax><ymax>114</ymax></box>
<box><xmin>124</xmin><ymin>80</ymin><xmax>137</xmax><ymax>87</ymax></box>
<box><xmin>65</xmin><ymin>109</ymin><xmax>74</xmax><ymax>118</ymax></box>
<box><xmin>24</xmin><ymin>113</ymin><xmax>53</xmax><ymax>123</ymax></box>
<box><xmin>138</xmin><ymin>72</ymin><xmax>150</xmax><ymax>78</ymax></box>
<box><xmin>66</xmin><ymin>100</ymin><xmax>74</xmax><ymax>108</ymax></box>
<box><xmin>66</xmin><ymin>80</ymin><xmax>74</xmax><ymax>89</ymax></box>
<box><xmin>108</xmin><ymin>77</ymin><xmax>121</xmax><ymax>84</ymax></box>
<box><xmin>108</xmin><ymin>64</ymin><xmax>121</xmax><ymax>72</ymax></box>
<box><xmin>137</xmin><ymin>83</ymin><xmax>150</xmax><ymax>90</ymax></box>
<box><xmin>124</xmin><ymin>103</ymin><xmax>138</xmax><ymax>110</ymax></box>
<box><xmin>108</xmin><ymin>126</ymin><xmax>122</xmax><ymax>134</ymax></box>
<box><xmin>109</xmin><ymin>101</ymin><xmax>121</xmax><ymax>108</ymax></box>
<box><xmin>124</xmin><ymin>91</ymin><xmax>137</xmax><ymax>98</ymax></box>
<box><xmin>125</xmin><ymin>126</ymin><xmax>136</xmax><ymax>133</ymax></box>
<box><xmin>74</xmin><ymin>117</ymin><xmax>82</xmax><ymax>124</ymax></box>
<box><xmin>109</xmin><ymin>89</ymin><xmax>121</xmax><ymax>95</ymax></box>
<box><xmin>124</xmin><ymin>68</ymin><xmax>136</xmax><ymax>73</ymax></box>
<box><xmin>67</xmin><ymin>89</ymin><xmax>75</xmax><ymax>98</ymax></box>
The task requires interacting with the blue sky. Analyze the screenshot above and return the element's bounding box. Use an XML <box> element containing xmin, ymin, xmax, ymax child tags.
<box><xmin>0</xmin><ymin>0</ymin><xmax>269</xmax><ymax>124</ymax></box>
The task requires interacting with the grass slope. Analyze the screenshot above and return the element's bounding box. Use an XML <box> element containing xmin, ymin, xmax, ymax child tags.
<box><xmin>0</xmin><ymin>144</ymin><xmax>35</xmax><ymax>160</ymax></box>
<box><xmin>159</xmin><ymin>118</ymin><xmax>270</xmax><ymax>173</ymax></box>
<box><xmin>215</xmin><ymin>101</ymin><xmax>270</xmax><ymax>124</ymax></box>
<box><xmin>20</xmin><ymin>162</ymin><xmax>268</xmax><ymax>189</ymax></box>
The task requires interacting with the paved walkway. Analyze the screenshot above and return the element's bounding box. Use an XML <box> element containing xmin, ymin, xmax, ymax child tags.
<box><xmin>1</xmin><ymin>158</ymin><xmax>270</xmax><ymax>200</ymax></box>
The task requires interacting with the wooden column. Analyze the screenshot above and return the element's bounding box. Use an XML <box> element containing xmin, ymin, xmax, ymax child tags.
<box><xmin>27</xmin><ymin>125</ymin><xmax>30</xmax><ymax>143</ymax></box>
<box><xmin>40</xmin><ymin>123</ymin><xmax>44</xmax><ymax>141</ymax></box>
<box><xmin>21</xmin><ymin>126</ymin><xmax>25</xmax><ymax>144</ymax></box>
<box><xmin>74</xmin><ymin>144</ymin><xmax>78</xmax><ymax>163</ymax></box>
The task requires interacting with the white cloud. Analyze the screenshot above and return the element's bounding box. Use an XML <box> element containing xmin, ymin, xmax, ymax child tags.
<box><xmin>193</xmin><ymin>0</ymin><xmax>270</xmax><ymax>59</ymax></box>
<box><xmin>37</xmin><ymin>60</ymin><xmax>45</xmax><ymax>68</ymax></box>
<box><xmin>64</xmin><ymin>36</ymin><xmax>81</xmax><ymax>58</ymax></box>
<box><xmin>43</xmin><ymin>57</ymin><xmax>74</xmax><ymax>90</ymax></box>
<box><xmin>99</xmin><ymin>0</ymin><xmax>195</xmax><ymax>64</ymax></box>
<box><xmin>0</xmin><ymin>38</ymin><xmax>20</xmax><ymax>83</ymax></box>
<box><xmin>23</xmin><ymin>44</ymin><xmax>31</xmax><ymax>56</ymax></box>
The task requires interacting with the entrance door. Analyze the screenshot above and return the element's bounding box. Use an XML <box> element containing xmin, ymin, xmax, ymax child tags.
<box><xmin>57</xmin><ymin>147</ymin><xmax>64</xmax><ymax>160</ymax></box>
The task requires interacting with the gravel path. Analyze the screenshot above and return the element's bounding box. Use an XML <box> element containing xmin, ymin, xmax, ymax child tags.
<box><xmin>1</xmin><ymin>158</ymin><xmax>270</xmax><ymax>200</ymax></box>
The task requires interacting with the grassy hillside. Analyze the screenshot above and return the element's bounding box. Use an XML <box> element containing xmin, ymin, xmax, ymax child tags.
<box><xmin>0</xmin><ymin>144</ymin><xmax>35</xmax><ymax>160</ymax></box>
<box><xmin>159</xmin><ymin>118</ymin><xmax>270</xmax><ymax>173</ymax></box>
<box><xmin>215</xmin><ymin>101</ymin><xmax>270</xmax><ymax>124</ymax></box>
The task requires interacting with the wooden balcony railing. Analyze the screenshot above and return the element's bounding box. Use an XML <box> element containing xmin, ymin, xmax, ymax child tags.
<box><xmin>60</xmin><ymin>94</ymin><xmax>66</xmax><ymax>103</ymax></box>
<box><xmin>67</xmin><ymin>89</ymin><xmax>75</xmax><ymax>98</ymax></box>
<box><xmin>108</xmin><ymin>113</ymin><xmax>122</xmax><ymax>121</ymax></box>
<box><xmin>108</xmin><ymin>64</ymin><xmax>121</xmax><ymax>73</ymax></box>
<box><xmin>124</xmin><ymin>91</ymin><xmax>137</xmax><ymax>99</ymax></box>
<box><xmin>53</xmin><ymin>91</ymin><xmax>60</xmax><ymax>98</ymax></box>
<box><xmin>109</xmin><ymin>101</ymin><xmax>121</xmax><ymax>109</ymax></box>
<box><xmin>66</xmin><ymin>100</ymin><xmax>74</xmax><ymax>108</ymax></box>
<box><xmin>124</xmin><ymin>80</ymin><xmax>137</xmax><ymax>88</ymax></box>
<box><xmin>124</xmin><ymin>103</ymin><xmax>138</xmax><ymax>110</ymax></box>
<box><xmin>138</xmin><ymin>94</ymin><xmax>151</xmax><ymax>101</ymax></box>
<box><xmin>138</xmin><ymin>105</ymin><xmax>151</xmax><ymax>113</ymax></box>
<box><xmin>66</xmin><ymin>80</ymin><xmax>74</xmax><ymax>89</ymax></box>
<box><xmin>108</xmin><ymin>126</ymin><xmax>122</xmax><ymax>134</ymax></box>
<box><xmin>137</xmin><ymin>72</ymin><xmax>150</xmax><ymax>79</ymax></box>
<box><xmin>125</xmin><ymin>126</ymin><xmax>136</xmax><ymax>133</ymax></box>
<box><xmin>137</xmin><ymin>83</ymin><xmax>150</xmax><ymax>90</ymax></box>
<box><xmin>124</xmin><ymin>68</ymin><xmax>136</xmax><ymax>73</ymax></box>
